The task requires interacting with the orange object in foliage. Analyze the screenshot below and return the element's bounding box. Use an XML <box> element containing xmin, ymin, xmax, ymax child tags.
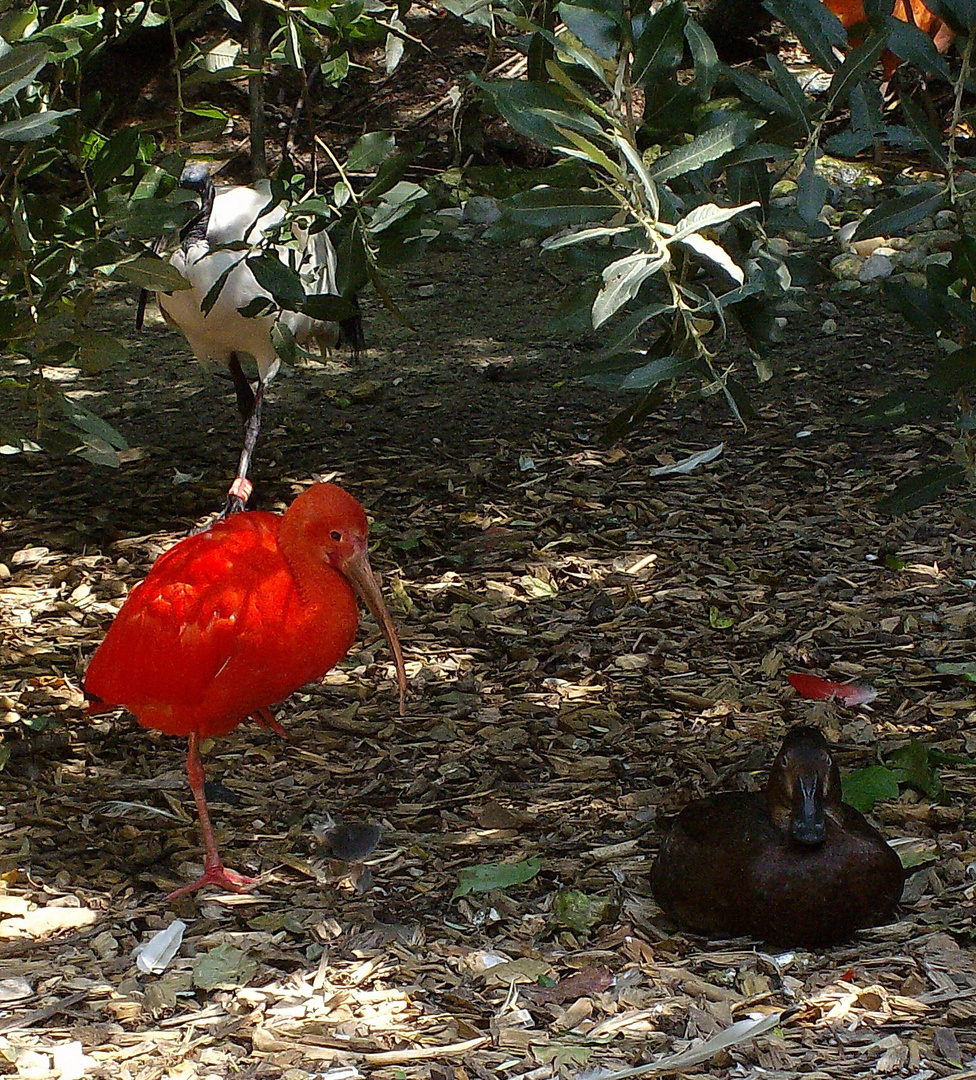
<box><xmin>823</xmin><ymin>0</ymin><xmax>953</xmax><ymax>78</ymax></box>
<box><xmin>86</xmin><ymin>483</ymin><xmax>407</xmax><ymax>899</ymax></box>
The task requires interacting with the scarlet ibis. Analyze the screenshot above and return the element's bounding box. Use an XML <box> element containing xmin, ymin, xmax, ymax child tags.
<box><xmin>85</xmin><ymin>482</ymin><xmax>407</xmax><ymax>899</ymax></box>
<box><xmin>147</xmin><ymin>165</ymin><xmax>360</xmax><ymax>519</ymax></box>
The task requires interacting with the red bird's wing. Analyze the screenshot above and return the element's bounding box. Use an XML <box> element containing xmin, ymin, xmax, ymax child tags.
<box><xmin>86</xmin><ymin>513</ymin><xmax>359</xmax><ymax>738</ymax></box>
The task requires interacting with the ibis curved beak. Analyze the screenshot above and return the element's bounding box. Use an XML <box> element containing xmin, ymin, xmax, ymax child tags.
<box><xmin>342</xmin><ymin>545</ymin><xmax>407</xmax><ymax>715</ymax></box>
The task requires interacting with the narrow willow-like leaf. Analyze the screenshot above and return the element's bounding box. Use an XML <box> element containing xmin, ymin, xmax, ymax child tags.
<box><xmin>685</xmin><ymin>18</ymin><xmax>718</xmax><ymax>100</ymax></box>
<box><xmin>722</xmin><ymin>64</ymin><xmax>794</xmax><ymax>117</ymax></box>
<box><xmin>900</xmin><ymin>94</ymin><xmax>948</xmax><ymax>167</ymax></box>
<box><xmin>767</xmin><ymin>54</ymin><xmax>812</xmax><ymax>131</ymax></box>
<box><xmin>877</xmin><ymin>463</ymin><xmax>967</xmax><ymax>514</ymax></box>
<box><xmin>0</xmin><ymin>109</ymin><xmax>77</xmax><ymax>142</ymax></box>
<box><xmin>555</xmin><ymin>126</ymin><xmax>620</xmax><ymax>176</ymax></box>
<box><xmin>764</xmin><ymin>0</ymin><xmax>846</xmax><ymax>71</ymax></box>
<box><xmin>647</xmin><ymin>115</ymin><xmax>757</xmax><ymax>182</ymax></box>
<box><xmin>542</xmin><ymin>224</ymin><xmax>633</xmax><ymax>250</ymax></box>
<box><xmin>796</xmin><ymin>147</ymin><xmax>829</xmax><ymax>225</ymax></box>
<box><xmin>671</xmin><ymin>201</ymin><xmax>759</xmax><ymax>242</ymax></box>
<box><xmin>593</xmin><ymin>251</ymin><xmax>668</xmax><ymax>327</ymax></box>
<box><xmin>827</xmin><ymin>34</ymin><xmax>888</xmax><ymax>110</ymax></box>
<box><xmin>885</xmin><ymin>17</ymin><xmax>950</xmax><ymax>77</ymax></box>
<box><xmin>112</xmin><ymin>256</ymin><xmax>192</xmax><ymax>292</ymax></box>
<box><xmin>0</xmin><ymin>42</ymin><xmax>47</xmax><ymax>105</ymax></box>
<box><xmin>200</xmin><ymin>262</ymin><xmax>237</xmax><ymax>316</ymax></box>
<box><xmin>620</xmin><ymin>355</ymin><xmax>691</xmax><ymax>389</ymax></box>
<box><xmin>677</xmin><ymin>232</ymin><xmax>745</xmax><ymax>283</ymax></box>
<box><xmin>614</xmin><ymin>134</ymin><xmax>659</xmax><ymax>217</ymax></box>
<box><xmin>852</xmin><ymin>189</ymin><xmax>946</xmax><ymax>240</ymax></box>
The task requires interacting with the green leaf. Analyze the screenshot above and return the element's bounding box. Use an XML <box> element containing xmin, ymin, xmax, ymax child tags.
<box><xmin>0</xmin><ymin>41</ymin><xmax>47</xmax><ymax>105</ymax></box>
<box><xmin>876</xmin><ymin>463</ymin><xmax>967</xmax><ymax>513</ymax></box>
<box><xmin>74</xmin><ymin>330</ymin><xmax>126</xmax><ymax>373</ymax></box>
<box><xmin>647</xmin><ymin>115</ymin><xmax>758</xmax><ymax>182</ymax></box>
<box><xmin>826</xmin><ymin>33</ymin><xmax>888</xmax><ymax>110</ymax></box>
<box><xmin>192</xmin><ymin>944</ymin><xmax>258</xmax><ymax>990</ymax></box>
<box><xmin>336</xmin><ymin>225</ymin><xmax>370</xmax><ymax>296</ymax></box>
<box><xmin>888</xmin><ymin>739</ymin><xmax>941</xmax><ymax>796</ymax></box>
<box><xmin>112</xmin><ymin>256</ymin><xmax>191</xmax><ymax>293</ymax></box>
<box><xmin>471</xmin><ymin>76</ymin><xmax>604</xmax><ymax>151</ymax></box>
<box><xmin>590</xmin><ymin>302</ymin><xmax>674</xmax><ymax>359</ymax></box>
<box><xmin>200</xmin><ymin>262</ymin><xmax>237</xmax><ymax>316</ymax></box>
<box><xmin>685</xmin><ymin>18</ymin><xmax>718</xmax><ymax>100</ymax></box>
<box><xmin>558</xmin><ymin>2</ymin><xmax>620</xmax><ymax>60</ymax></box>
<box><xmin>930</xmin><ymin>345</ymin><xmax>976</xmax><ymax>392</ymax></box>
<box><xmin>246</xmin><ymin>255</ymin><xmax>307</xmax><ymax>310</ymax></box>
<box><xmin>852</xmin><ymin>189</ymin><xmax>947</xmax><ymax>240</ymax></box>
<box><xmin>678</xmin><ymin>232</ymin><xmax>745</xmax><ymax>283</ymax></box>
<box><xmin>90</xmin><ymin>128</ymin><xmax>142</xmax><ymax>188</ymax></box>
<box><xmin>709</xmin><ymin>605</ymin><xmax>735</xmax><ymax>628</ymax></box>
<box><xmin>886</xmin><ymin>17</ymin><xmax>950</xmax><ymax>78</ymax></box>
<box><xmin>764</xmin><ymin>0</ymin><xmax>846</xmax><ymax>71</ymax></box>
<box><xmin>453</xmin><ymin>857</ymin><xmax>541</xmax><ymax>898</ymax></box>
<box><xmin>554</xmin><ymin>125</ymin><xmax>619</xmax><ymax>175</ymax></box>
<box><xmin>303</xmin><ymin>293</ymin><xmax>359</xmax><ymax>322</ymax></box>
<box><xmin>897</xmin><ymin>94</ymin><xmax>947</xmax><ymax>167</ymax></box>
<box><xmin>842</xmin><ymin>765</ymin><xmax>900</xmax><ymax>812</ymax></box>
<box><xmin>347</xmin><ymin>130</ymin><xmax>396</xmax><ymax>171</ymax></box>
<box><xmin>486</xmin><ymin>186</ymin><xmax>617</xmax><ymax>240</ymax></box>
<box><xmin>552</xmin><ymin>888</ymin><xmax>612</xmax><ymax>931</ymax></box>
<box><xmin>796</xmin><ymin>148</ymin><xmax>828</xmax><ymax>225</ymax></box>
<box><xmin>935</xmin><ymin>660</ymin><xmax>976</xmax><ymax>682</ymax></box>
<box><xmin>767</xmin><ymin>53</ymin><xmax>812</xmax><ymax>131</ymax></box>
<box><xmin>593</xmin><ymin>251</ymin><xmax>669</xmax><ymax>327</ymax></box>
<box><xmin>363</xmin><ymin>150</ymin><xmax>414</xmax><ymax>201</ymax></box>
<box><xmin>0</xmin><ymin>109</ymin><xmax>78</xmax><ymax>142</ymax></box>
<box><xmin>439</xmin><ymin>0</ymin><xmax>494</xmax><ymax>27</ymax></box>
<box><xmin>884</xmin><ymin>279</ymin><xmax>976</xmax><ymax>336</ymax></box>
<box><xmin>60</xmin><ymin>396</ymin><xmax>129</xmax><ymax>453</ymax></box>
<box><xmin>619</xmin><ymin>355</ymin><xmax>691</xmax><ymax>390</ymax></box>
<box><xmin>272</xmin><ymin>321</ymin><xmax>297</xmax><ymax>366</ymax></box>
<box><xmin>633</xmin><ymin>0</ymin><xmax>687</xmax><ymax>86</ymax></box>
<box><xmin>721</xmin><ymin>64</ymin><xmax>794</xmax><ymax>117</ymax></box>
<box><xmin>924</xmin><ymin>0</ymin><xmax>976</xmax><ymax>36</ymax></box>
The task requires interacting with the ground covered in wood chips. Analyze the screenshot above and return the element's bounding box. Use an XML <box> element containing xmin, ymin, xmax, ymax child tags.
<box><xmin>2</xmin><ymin>234</ymin><xmax>976</xmax><ymax>1080</ymax></box>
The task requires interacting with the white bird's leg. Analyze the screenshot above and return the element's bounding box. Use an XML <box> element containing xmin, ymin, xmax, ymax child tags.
<box><xmin>213</xmin><ymin>354</ymin><xmax>264</xmax><ymax>520</ymax></box>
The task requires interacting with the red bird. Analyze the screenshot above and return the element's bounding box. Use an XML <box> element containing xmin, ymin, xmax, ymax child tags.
<box><xmin>85</xmin><ymin>483</ymin><xmax>407</xmax><ymax>899</ymax></box>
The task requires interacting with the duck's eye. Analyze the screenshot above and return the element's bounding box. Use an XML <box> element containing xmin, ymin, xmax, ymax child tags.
<box><xmin>330</xmin><ymin>530</ymin><xmax>342</xmax><ymax>542</ymax></box>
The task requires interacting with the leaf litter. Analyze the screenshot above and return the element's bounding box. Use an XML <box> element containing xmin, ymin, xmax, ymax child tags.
<box><xmin>1</xmin><ymin>242</ymin><xmax>976</xmax><ymax>1080</ymax></box>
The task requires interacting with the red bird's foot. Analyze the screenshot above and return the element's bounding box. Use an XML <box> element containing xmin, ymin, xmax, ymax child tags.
<box><xmin>166</xmin><ymin>863</ymin><xmax>259</xmax><ymax>901</ymax></box>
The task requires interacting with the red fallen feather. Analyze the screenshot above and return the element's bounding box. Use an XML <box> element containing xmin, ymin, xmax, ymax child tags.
<box><xmin>788</xmin><ymin>673</ymin><xmax>877</xmax><ymax>705</ymax></box>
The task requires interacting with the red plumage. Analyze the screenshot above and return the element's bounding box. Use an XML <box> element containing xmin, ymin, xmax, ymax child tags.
<box><xmin>85</xmin><ymin>483</ymin><xmax>406</xmax><ymax>898</ymax></box>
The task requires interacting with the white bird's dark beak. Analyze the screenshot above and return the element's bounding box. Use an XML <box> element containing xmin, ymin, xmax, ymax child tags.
<box><xmin>342</xmin><ymin>545</ymin><xmax>407</xmax><ymax>715</ymax></box>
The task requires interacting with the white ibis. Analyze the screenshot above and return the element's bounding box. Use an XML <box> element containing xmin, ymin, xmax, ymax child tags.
<box><xmin>145</xmin><ymin>165</ymin><xmax>360</xmax><ymax>518</ymax></box>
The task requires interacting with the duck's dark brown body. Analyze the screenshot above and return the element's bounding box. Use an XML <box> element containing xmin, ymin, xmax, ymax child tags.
<box><xmin>651</xmin><ymin>728</ymin><xmax>905</xmax><ymax>947</ymax></box>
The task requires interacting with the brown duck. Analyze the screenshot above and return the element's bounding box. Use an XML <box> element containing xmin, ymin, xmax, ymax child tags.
<box><xmin>651</xmin><ymin>727</ymin><xmax>905</xmax><ymax>947</ymax></box>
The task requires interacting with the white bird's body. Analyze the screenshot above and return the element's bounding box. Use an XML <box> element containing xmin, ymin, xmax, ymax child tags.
<box><xmin>158</xmin><ymin>179</ymin><xmax>341</xmax><ymax>384</ymax></box>
<box><xmin>148</xmin><ymin>167</ymin><xmax>356</xmax><ymax>519</ymax></box>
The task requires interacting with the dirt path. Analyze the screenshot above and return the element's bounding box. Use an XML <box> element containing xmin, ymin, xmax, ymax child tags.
<box><xmin>1</xmin><ymin>241</ymin><xmax>975</xmax><ymax>1078</ymax></box>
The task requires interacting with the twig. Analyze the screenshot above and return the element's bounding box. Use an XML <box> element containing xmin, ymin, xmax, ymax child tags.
<box><xmin>361</xmin><ymin>1035</ymin><xmax>491</xmax><ymax>1064</ymax></box>
<box><xmin>0</xmin><ymin>988</ymin><xmax>90</xmax><ymax>1034</ymax></box>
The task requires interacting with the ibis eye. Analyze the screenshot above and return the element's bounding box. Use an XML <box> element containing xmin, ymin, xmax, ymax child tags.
<box><xmin>330</xmin><ymin>530</ymin><xmax>342</xmax><ymax>542</ymax></box>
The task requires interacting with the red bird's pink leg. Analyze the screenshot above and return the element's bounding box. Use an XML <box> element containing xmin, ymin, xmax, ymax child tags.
<box><xmin>167</xmin><ymin>732</ymin><xmax>259</xmax><ymax>900</ymax></box>
<box><xmin>251</xmin><ymin>707</ymin><xmax>287</xmax><ymax>737</ymax></box>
